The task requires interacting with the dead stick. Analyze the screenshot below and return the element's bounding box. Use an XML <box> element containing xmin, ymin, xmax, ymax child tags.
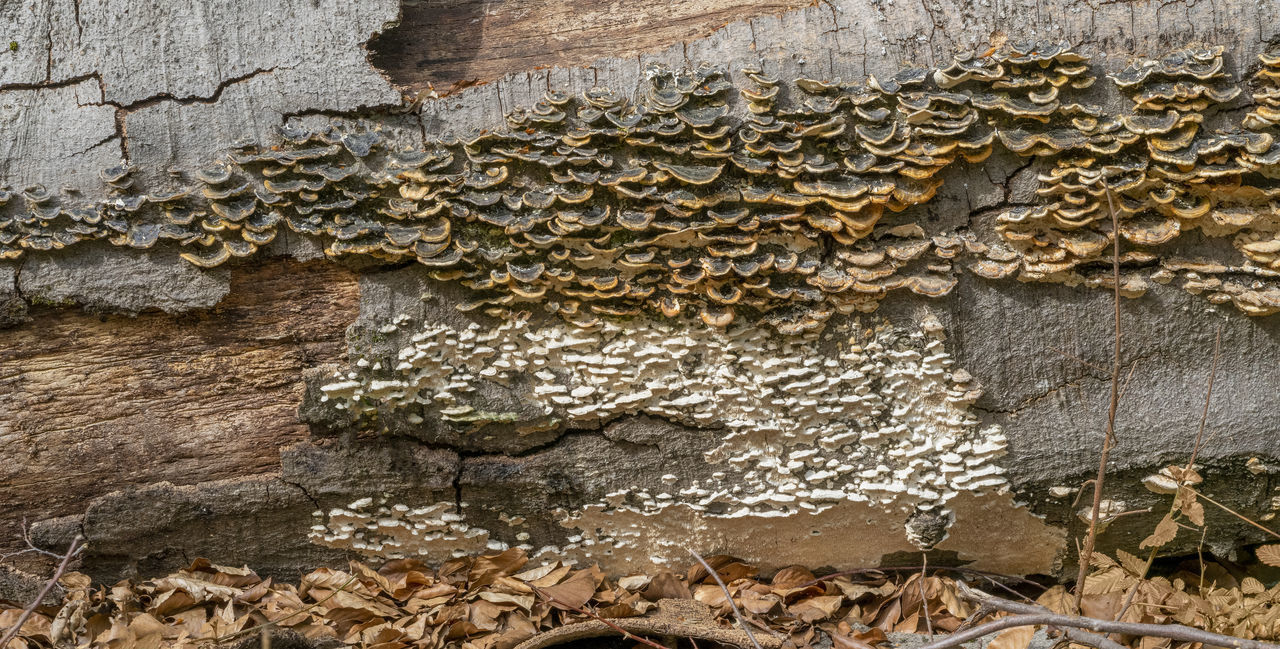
<box><xmin>1195</xmin><ymin>491</ymin><xmax>1280</xmax><ymax>541</ymax></box>
<box><xmin>1113</xmin><ymin>327</ymin><xmax>1223</xmax><ymax>624</ymax></box>
<box><xmin>0</xmin><ymin>535</ymin><xmax>82</xmax><ymax>648</ymax></box>
<box><xmin>1074</xmin><ymin>186</ymin><xmax>1124</xmax><ymax>612</ymax></box>
<box><xmin>952</xmin><ymin>584</ymin><xmax>1280</xmax><ymax>649</ymax></box>
<box><xmin>1185</xmin><ymin>326</ymin><xmax>1222</xmax><ymax>470</ymax></box>
<box><xmin>686</xmin><ymin>548</ymin><xmax>770</xmax><ymax>649</ymax></box>
<box><xmin>530</xmin><ymin>585</ymin><xmax>670</xmax><ymax>649</ymax></box>
<box><xmin>797</xmin><ymin>566</ymin><xmax>1045</xmax><ymax>591</ymax></box>
<box><xmin>911</xmin><ymin>613</ymin><xmax>1129</xmax><ymax>649</ymax></box>
<box><xmin>918</xmin><ymin>553</ymin><xmax>933</xmax><ymax>639</ymax></box>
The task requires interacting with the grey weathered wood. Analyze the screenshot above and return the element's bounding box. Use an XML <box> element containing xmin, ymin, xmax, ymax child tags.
<box><xmin>0</xmin><ymin>0</ymin><xmax>1278</xmax><ymax>587</ymax></box>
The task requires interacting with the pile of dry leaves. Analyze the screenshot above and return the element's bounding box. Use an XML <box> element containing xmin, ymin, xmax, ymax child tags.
<box><xmin>1</xmin><ymin>548</ymin><xmax>1278</xmax><ymax>649</ymax></box>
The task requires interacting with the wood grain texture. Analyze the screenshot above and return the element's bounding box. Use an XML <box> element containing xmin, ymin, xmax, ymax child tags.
<box><xmin>368</xmin><ymin>0</ymin><xmax>816</xmax><ymax>92</ymax></box>
<box><xmin>0</xmin><ymin>258</ymin><xmax>359</xmax><ymax>558</ymax></box>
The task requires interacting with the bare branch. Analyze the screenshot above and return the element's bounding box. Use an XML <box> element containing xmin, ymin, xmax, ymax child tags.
<box><xmin>529</xmin><ymin>585</ymin><xmax>673</xmax><ymax>649</ymax></box>
<box><xmin>918</xmin><ymin>554</ymin><xmax>934</xmax><ymax>639</ymax></box>
<box><xmin>797</xmin><ymin>566</ymin><xmax>1045</xmax><ymax>592</ymax></box>
<box><xmin>1195</xmin><ymin>491</ymin><xmax>1280</xmax><ymax>541</ymax></box>
<box><xmin>0</xmin><ymin>535</ymin><xmax>83</xmax><ymax>648</ymax></box>
<box><xmin>0</xmin><ymin>518</ymin><xmax>68</xmax><ymax>562</ymax></box>
<box><xmin>1185</xmin><ymin>326</ymin><xmax>1221</xmax><ymax>470</ymax></box>
<box><xmin>686</xmin><ymin>548</ymin><xmax>769</xmax><ymax>649</ymax></box>
<box><xmin>946</xmin><ymin>584</ymin><xmax>1280</xmax><ymax>649</ymax></box>
<box><xmin>1075</xmin><ymin>186</ymin><xmax>1124</xmax><ymax>612</ymax></box>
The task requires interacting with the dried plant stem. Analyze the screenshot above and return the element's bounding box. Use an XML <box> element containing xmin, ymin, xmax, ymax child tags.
<box><xmin>799</xmin><ymin>566</ymin><xmax>1044</xmax><ymax>591</ymax></box>
<box><xmin>0</xmin><ymin>535</ymin><xmax>83</xmax><ymax>648</ymax></box>
<box><xmin>915</xmin><ymin>612</ymin><xmax>1130</xmax><ymax>649</ymax></box>
<box><xmin>0</xmin><ymin>518</ymin><xmax>67</xmax><ymax>562</ymax></box>
<box><xmin>1113</xmin><ymin>327</ymin><xmax>1222</xmax><ymax>623</ymax></box>
<box><xmin>530</xmin><ymin>585</ymin><xmax>670</xmax><ymax>649</ymax></box>
<box><xmin>685</xmin><ymin>548</ymin><xmax>768</xmax><ymax>649</ymax></box>
<box><xmin>918</xmin><ymin>553</ymin><xmax>934</xmax><ymax>639</ymax></box>
<box><xmin>1195</xmin><ymin>491</ymin><xmax>1280</xmax><ymax>541</ymax></box>
<box><xmin>1074</xmin><ymin>187</ymin><xmax>1124</xmax><ymax>612</ymax></box>
<box><xmin>948</xmin><ymin>584</ymin><xmax>1280</xmax><ymax>649</ymax></box>
<box><xmin>1186</xmin><ymin>326</ymin><xmax>1222</xmax><ymax>470</ymax></box>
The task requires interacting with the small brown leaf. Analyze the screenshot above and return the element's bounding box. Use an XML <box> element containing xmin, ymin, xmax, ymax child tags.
<box><xmin>832</xmin><ymin>628</ymin><xmax>888</xmax><ymax>649</ymax></box>
<box><xmin>1241</xmin><ymin>576</ymin><xmax>1265</xmax><ymax>595</ymax></box>
<box><xmin>771</xmin><ymin>566</ymin><xmax>817</xmax><ymax>590</ymax></box>
<box><xmin>1035</xmin><ymin>585</ymin><xmax>1075</xmax><ymax>615</ymax></box>
<box><xmin>987</xmin><ymin>624</ymin><xmax>1035</xmax><ymax>649</ymax></box>
<box><xmin>1114</xmin><ymin>549</ymin><xmax>1147</xmax><ymax>576</ymax></box>
<box><xmin>536</xmin><ymin>569</ymin><xmax>597</xmax><ymax>610</ymax></box>
<box><xmin>1257</xmin><ymin>544</ymin><xmax>1280</xmax><ymax>567</ymax></box>
<box><xmin>642</xmin><ymin>571</ymin><xmax>692</xmax><ymax>601</ymax></box>
<box><xmin>1139</xmin><ymin>514</ymin><xmax>1177</xmax><ymax>550</ymax></box>
<box><xmin>1080</xmin><ymin>591</ymin><xmax>1122</xmax><ymax>620</ymax></box>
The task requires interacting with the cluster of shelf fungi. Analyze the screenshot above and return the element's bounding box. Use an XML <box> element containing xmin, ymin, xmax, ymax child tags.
<box><xmin>5</xmin><ymin>42</ymin><xmax>1280</xmax><ymax>329</ymax></box>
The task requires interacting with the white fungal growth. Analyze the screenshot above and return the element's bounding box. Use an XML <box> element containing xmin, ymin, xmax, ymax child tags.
<box><xmin>314</xmin><ymin>314</ymin><xmax>1010</xmax><ymax>559</ymax></box>
<box><xmin>311</xmin><ymin>500</ymin><xmax>492</xmax><ymax>559</ymax></box>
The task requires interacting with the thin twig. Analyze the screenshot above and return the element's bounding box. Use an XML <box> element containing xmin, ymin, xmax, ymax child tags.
<box><xmin>951</xmin><ymin>584</ymin><xmax>1280</xmax><ymax>649</ymax></box>
<box><xmin>1186</xmin><ymin>326</ymin><xmax>1222</xmax><ymax>470</ymax></box>
<box><xmin>1117</xmin><ymin>358</ymin><xmax>1140</xmax><ymax>403</ymax></box>
<box><xmin>1196</xmin><ymin>491</ymin><xmax>1280</xmax><ymax>541</ymax></box>
<box><xmin>686</xmin><ymin>548</ymin><xmax>768</xmax><ymax>649</ymax></box>
<box><xmin>0</xmin><ymin>518</ymin><xmax>67</xmax><ymax>562</ymax></box>
<box><xmin>530</xmin><ymin>585</ymin><xmax>670</xmax><ymax>649</ymax></box>
<box><xmin>953</xmin><ymin>602</ymin><xmax>995</xmax><ymax>634</ymax></box>
<box><xmin>914</xmin><ymin>613</ymin><xmax>1131</xmax><ymax>649</ymax></box>
<box><xmin>208</xmin><ymin>573</ymin><xmax>360</xmax><ymax>645</ymax></box>
<box><xmin>1075</xmin><ymin>187</ymin><xmax>1124</xmax><ymax>613</ymax></box>
<box><xmin>798</xmin><ymin>566</ymin><xmax>1045</xmax><ymax>591</ymax></box>
<box><xmin>0</xmin><ymin>535</ymin><xmax>83</xmax><ymax>648</ymax></box>
<box><xmin>1111</xmin><ymin>328</ymin><xmax>1222</xmax><ymax>625</ymax></box>
<box><xmin>918</xmin><ymin>553</ymin><xmax>933</xmax><ymax>639</ymax></box>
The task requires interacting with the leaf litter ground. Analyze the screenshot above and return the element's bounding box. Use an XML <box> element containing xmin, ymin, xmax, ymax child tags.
<box><xmin>2</xmin><ymin>547</ymin><xmax>1279</xmax><ymax>649</ymax></box>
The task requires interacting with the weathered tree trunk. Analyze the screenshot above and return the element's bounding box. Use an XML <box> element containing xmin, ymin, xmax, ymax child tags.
<box><xmin>2</xmin><ymin>0</ymin><xmax>1279</xmax><ymax>592</ymax></box>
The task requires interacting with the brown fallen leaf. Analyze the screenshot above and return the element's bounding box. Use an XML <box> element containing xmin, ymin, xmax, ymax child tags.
<box><xmin>536</xmin><ymin>569</ymin><xmax>598</xmax><ymax>610</ymax></box>
<box><xmin>987</xmin><ymin>624</ymin><xmax>1036</xmax><ymax>649</ymax></box>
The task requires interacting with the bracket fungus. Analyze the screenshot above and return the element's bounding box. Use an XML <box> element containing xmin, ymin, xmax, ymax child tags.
<box><xmin>5</xmin><ymin>43</ymin><xmax>1280</xmax><ymax>321</ymax></box>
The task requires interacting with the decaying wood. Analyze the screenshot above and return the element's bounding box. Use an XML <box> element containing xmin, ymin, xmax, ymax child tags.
<box><xmin>0</xmin><ymin>259</ymin><xmax>359</xmax><ymax>562</ymax></box>
<box><xmin>367</xmin><ymin>0</ymin><xmax>815</xmax><ymax>93</ymax></box>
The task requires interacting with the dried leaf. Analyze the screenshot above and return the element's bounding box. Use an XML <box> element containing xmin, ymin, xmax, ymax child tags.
<box><xmin>478</xmin><ymin>590</ymin><xmax>535</xmax><ymax>611</ymax></box>
<box><xmin>471</xmin><ymin>549</ymin><xmax>529</xmax><ymax>588</ymax></box>
<box><xmin>520</xmin><ymin>564</ymin><xmax>572</xmax><ymax>589</ymax></box>
<box><xmin>771</xmin><ymin>566</ymin><xmax>818</xmax><ymax>590</ymax></box>
<box><xmin>1114</xmin><ymin>550</ymin><xmax>1146</xmax><ymax>578</ymax></box>
<box><xmin>1258</xmin><ymin>544</ymin><xmax>1280</xmax><ymax>567</ymax></box>
<box><xmin>616</xmin><ymin>574</ymin><xmax>652</xmax><ymax>591</ymax></box>
<box><xmin>1183</xmin><ymin>500</ymin><xmax>1205</xmax><ymax>527</ymax></box>
<box><xmin>788</xmin><ymin>595</ymin><xmax>844</xmax><ymax>622</ymax></box>
<box><xmin>987</xmin><ymin>624</ymin><xmax>1036</xmax><ymax>649</ymax></box>
<box><xmin>1036</xmin><ymin>585</ymin><xmax>1075</xmax><ymax>615</ymax></box>
<box><xmin>1080</xmin><ymin>591</ymin><xmax>1123</xmax><ymax>620</ymax></box>
<box><xmin>536</xmin><ymin>569</ymin><xmax>597</xmax><ymax>610</ymax></box>
<box><xmin>642</xmin><ymin>571</ymin><xmax>691</xmax><ymax>601</ymax></box>
<box><xmin>831</xmin><ymin>579</ymin><xmax>894</xmax><ymax>602</ymax></box>
<box><xmin>1242</xmin><ymin>577</ymin><xmax>1266</xmax><ymax>595</ymax></box>
<box><xmin>831</xmin><ymin>628</ymin><xmax>889</xmax><ymax>649</ymax></box>
<box><xmin>1140</xmin><ymin>514</ymin><xmax>1178</xmax><ymax>549</ymax></box>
